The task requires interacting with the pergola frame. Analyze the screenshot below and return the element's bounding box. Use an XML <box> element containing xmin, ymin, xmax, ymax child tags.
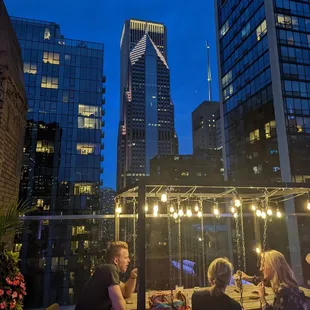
<box><xmin>115</xmin><ymin>177</ymin><xmax>310</xmax><ymax>310</ymax></box>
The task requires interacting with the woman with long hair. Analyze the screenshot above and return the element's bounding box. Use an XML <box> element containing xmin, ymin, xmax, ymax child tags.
<box><xmin>192</xmin><ymin>257</ymin><xmax>241</xmax><ymax>310</ymax></box>
<box><xmin>257</xmin><ymin>250</ymin><xmax>305</xmax><ymax>310</ymax></box>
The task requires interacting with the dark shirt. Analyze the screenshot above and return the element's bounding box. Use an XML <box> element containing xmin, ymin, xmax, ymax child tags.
<box><xmin>192</xmin><ymin>289</ymin><xmax>242</xmax><ymax>310</ymax></box>
<box><xmin>264</xmin><ymin>287</ymin><xmax>305</xmax><ymax>310</ymax></box>
<box><xmin>75</xmin><ymin>264</ymin><xmax>120</xmax><ymax>310</ymax></box>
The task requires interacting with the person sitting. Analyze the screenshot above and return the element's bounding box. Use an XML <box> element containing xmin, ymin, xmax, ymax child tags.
<box><xmin>192</xmin><ymin>257</ymin><xmax>242</xmax><ymax>310</ymax></box>
<box><xmin>75</xmin><ymin>241</ymin><xmax>137</xmax><ymax>310</ymax></box>
<box><xmin>252</xmin><ymin>250</ymin><xmax>304</xmax><ymax>310</ymax></box>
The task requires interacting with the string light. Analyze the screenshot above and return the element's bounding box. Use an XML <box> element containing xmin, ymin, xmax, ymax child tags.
<box><xmin>145</xmin><ymin>205</ymin><xmax>148</xmax><ymax>212</ymax></box>
<box><xmin>153</xmin><ymin>210</ymin><xmax>158</xmax><ymax>217</ymax></box>
<box><xmin>178</xmin><ymin>208</ymin><xmax>184</xmax><ymax>217</ymax></box>
<box><xmin>161</xmin><ymin>193</ymin><xmax>168</xmax><ymax>203</ymax></box>
<box><xmin>231</xmin><ymin>206</ymin><xmax>235</xmax><ymax>213</ymax></box>
<box><xmin>153</xmin><ymin>204</ymin><xmax>158</xmax><ymax>213</ymax></box>
<box><xmin>307</xmin><ymin>200</ymin><xmax>310</xmax><ymax>211</ymax></box>
<box><xmin>116</xmin><ymin>206</ymin><xmax>122</xmax><ymax>214</ymax></box>
<box><xmin>267</xmin><ymin>208</ymin><xmax>273</xmax><ymax>216</ymax></box>
<box><xmin>213</xmin><ymin>206</ymin><xmax>219</xmax><ymax>216</ymax></box>
<box><xmin>256</xmin><ymin>209</ymin><xmax>262</xmax><ymax>217</ymax></box>
<box><xmin>261</xmin><ymin>211</ymin><xmax>266</xmax><ymax>219</ymax></box>
<box><xmin>251</xmin><ymin>204</ymin><xmax>257</xmax><ymax>211</ymax></box>
<box><xmin>276</xmin><ymin>209</ymin><xmax>282</xmax><ymax>218</ymax></box>
<box><xmin>194</xmin><ymin>204</ymin><xmax>199</xmax><ymax>212</ymax></box>
<box><xmin>255</xmin><ymin>247</ymin><xmax>261</xmax><ymax>254</ymax></box>
<box><xmin>170</xmin><ymin>206</ymin><xmax>175</xmax><ymax>213</ymax></box>
<box><xmin>197</xmin><ymin>211</ymin><xmax>202</xmax><ymax>218</ymax></box>
<box><xmin>234</xmin><ymin>213</ymin><xmax>238</xmax><ymax>218</ymax></box>
<box><xmin>186</xmin><ymin>208</ymin><xmax>192</xmax><ymax>217</ymax></box>
<box><xmin>234</xmin><ymin>197</ymin><xmax>241</xmax><ymax>207</ymax></box>
<box><xmin>173</xmin><ymin>212</ymin><xmax>178</xmax><ymax>219</ymax></box>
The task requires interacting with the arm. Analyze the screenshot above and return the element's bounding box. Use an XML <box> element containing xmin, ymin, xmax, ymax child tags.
<box><xmin>120</xmin><ymin>272</ymin><xmax>137</xmax><ymax>299</ymax></box>
<box><xmin>108</xmin><ymin>284</ymin><xmax>126</xmax><ymax>310</ymax></box>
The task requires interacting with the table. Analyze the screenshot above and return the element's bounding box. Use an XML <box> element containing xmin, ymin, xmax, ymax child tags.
<box><xmin>126</xmin><ymin>284</ymin><xmax>310</xmax><ymax>310</ymax></box>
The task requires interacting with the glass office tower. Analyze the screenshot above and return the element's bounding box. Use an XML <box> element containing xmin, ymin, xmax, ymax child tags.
<box><xmin>117</xmin><ymin>19</ymin><xmax>178</xmax><ymax>190</ymax></box>
<box><xmin>11</xmin><ymin>16</ymin><xmax>105</xmax><ymax>307</ymax></box>
<box><xmin>215</xmin><ymin>0</ymin><xmax>310</xmax><ymax>284</ymax></box>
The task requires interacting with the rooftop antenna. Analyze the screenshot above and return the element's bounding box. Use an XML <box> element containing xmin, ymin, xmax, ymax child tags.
<box><xmin>206</xmin><ymin>41</ymin><xmax>212</xmax><ymax>102</ymax></box>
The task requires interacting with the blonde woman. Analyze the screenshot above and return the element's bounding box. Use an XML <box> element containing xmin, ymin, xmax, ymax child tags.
<box><xmin>257</xmin><ymin>250</ymin><xmax>305</xmax><ymax>310</ymax></box>
<box><xmin>192</xmin><ymin>258</ymin><xmax>242</xmax><ymax>310</ymax></box>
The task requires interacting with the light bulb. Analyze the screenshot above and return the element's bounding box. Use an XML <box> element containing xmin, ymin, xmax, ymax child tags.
<box><xmin>194</xmin><ymin>205</ymin><xmax>199</xmax><ymax>212</ymax></box>
<box><xmin>255</xmin><ymin>247</ymin><xmax>261</xmax><ymax>254</ymax></box>
<box><xmin>186</xmin><ymin>209</ymin><xmax>192</xmax><ymax>217</ymax></box>
<box><xmin>178</xmin><ymin>209</ymin><xmax>184</xmax><ymax>217</ymax></box>
<box><xmin>153</xmin><ymin>210</ymin><xmax>158</xmax><ymax>217</ymax></box>
<box><xmin>234</xmin><ymin>213</ymin><xmax>238</xmax><ymax>218</ymax></box>
<box><xmin>267</xmin><ymin>209</ymin><xmax>273</xmax><ymax>216</ymax></box>
<box><xmin>307</xmin><ymin>201</ymin><xmax>310</xmax><ymax>210</ymax></box>
<box><xmin>173</xmin><ymin>212</ymin><xmax>178</xmax><ymax>219</ymax></box>
<box><xmin>198</xmin><ymin>237</ymin><xmax>202</xmax><ymax>242</ymax></box>
<box><xmin>261</xmin><ymin>211</ymin><xmax>266</xmax><ymax>219</ymax></box>
<box><xmin>256</xmin><ymin>209</ymin><xmax>262</xmax><ymax>217</ymax></box>
<box><xmin>161</xmin><ymin>193</ymin><xmax>167</xmax><ymax>203</ymax></box>
<box><xmin>251</xmin><ymin>205</ymin><xmax>256</xmax><ymax>211</ymax></box>
<box><xmin>197</xmin><ymin>211</ymin><xmax>202</xmax><ymax>218</ymax></box>
<box><xmin>153</xmin><ymin>204</ymin><xmax>159</xmax><ymax>213</ymax></box>
<box><xmin>145</xmin><ymin>205</ymin><xmax>148</xmax><ymax>212</ymax></box>
<box><xmin>116</xmin><ymin>207</ymin><xmax>122</xmax><ymax>214</ymax></box>
<box><xmin>170</xmin><ymin>206</ymin><xmax>174</xmax><ymax>213</ymax></box>
<box><xmin>231</xmin><ymin>206</ymin><xmax>235</xmax><ymax>213</ymax></box>
<box><xmin>213</xmin><ymin>208</ymin><xmax>219</xmax><ymax>216</ymax></box>
<box><xmin>276</xmin><ymin>210</ymin><xmax>282</xmax><ymax>218</ymax></box>
<box><xmin>235</xmin><ymin>199</ymin><xmax>241</xmax><ymax>207</ymax></box>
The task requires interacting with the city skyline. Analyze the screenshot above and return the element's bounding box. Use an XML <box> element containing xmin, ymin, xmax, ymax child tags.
<box><xmin>5</xmin><ymin>0</ymin><xmax>219</xmax><ymax>189</ymax></box>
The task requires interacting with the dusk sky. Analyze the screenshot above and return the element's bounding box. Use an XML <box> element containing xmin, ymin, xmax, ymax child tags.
<box><xmin>5</xmin><ymin>0</ymin><xmax>219</xmax><ymax>189</ymax></box>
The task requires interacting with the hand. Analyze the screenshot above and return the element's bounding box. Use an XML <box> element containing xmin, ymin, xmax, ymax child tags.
<box><xmin>130</xmin><ymin>268</ymin><xmax>138</xmax><ymax>279</ymax></box>
<box><xmin>233</xmin><ymin>270</ymin><xmax>249</xmax><ymax>281</ymax></box>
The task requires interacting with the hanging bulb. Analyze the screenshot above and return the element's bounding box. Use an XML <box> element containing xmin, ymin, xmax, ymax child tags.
<box><xmin>178</xmin><ymin>209</ymin><xmax>184</xmax><ymax>217</ymax></box>
<box><xmin>161</xmin><ymin>193</ymin><xmax>167</xmax><ymax>203</ymax></box>
<box><xmin>197</xmin><ymin>211</ymin><xmax>202</xmax><ymax>218</ymax></box>
<box><xmin>170</xmin><ymin>206</ymin><xmax>175</xmax><ymax>213</ymax></box>
<box><xmin>256</xmin><ymin>209</ymin><xmax>262</xmax><ymax>217</ymax></box>
<box><xmin>153</xmin><ymin>204</ymin><xmax>159</xmax><ymax>214</ymax></box>
<box><xmin>235</xmin><ymin>198</ymin><xmax>241</xmax><ymax>207</ymax></box>
<box><xmin>213</xmin><ymin>207</ymin><xmax>219</xmax><ymax>216</ymax></box>
<box><xmin>267</xmin><ymin>208</ymin><xmax>273</xmax><ymax>216</ymax></box>
<box><xmin>186</xmin><ymin>208</ymin><xmax>192</xmax><ymax>217</ymax></box>
<box><xmin>234</xmin><ymin>213</ymin><xmax>238</xmax><ymax>218</ymax></box>
<box><xmin>261</xmin><ymin>211</ymin><xmax>267</xmax><ymax>219</ymax></box>
<box><xmin>276</xmin><ymin>209</ymin><xmax>282</xmax><ymax>218</ymax></box>
<box><xmin>307</xmin><ymin>200</ymin><xmax>310</xmax><ymax>210</ymax></box>
<box><xmin>255</xmin><ymin>247</ymin><xmax>261</xmax><ymax>254</ymax></box>
<box><xmin>231</xmin><ymin>206</ymin><xmax>235</xmax><ymax>213</ymax></box>
<box><xmin>145</xmin><ymin>205</ymin><xmax>148</xmax><ymax>212</ymax></box>
<box><xmin>116</xmin><ymin>206</ymin><xmax>122</xmax><ymax>214</ymax></box>
<box><xmin>194</xmin><ymin>204</ymin><xmax>199</xmax><ymax>212</ymax></box>
<box><xmin>153</xmin><ymin>210</ymin><xmax>158</xmax><ymax>217</ymax></box>
<box><xmin>173</xmin><ymin>212</ymin><xmax>178</xmax><ymax>219</ymax></box>
<box><xmin>251</xmin><ymin>204</ymin><xmax>257</xmax><ymax>211</ymax></box>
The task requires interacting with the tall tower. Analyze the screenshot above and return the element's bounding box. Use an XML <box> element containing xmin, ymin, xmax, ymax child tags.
<box><xmin>117</xmin><ymin>19</ymin><xmax>178</xmax><ymax>190</ymax></box>
<box><xmin>214</xmin><ymin>0</ymin><xmax>310</xmax><ymax>283</ymax></box>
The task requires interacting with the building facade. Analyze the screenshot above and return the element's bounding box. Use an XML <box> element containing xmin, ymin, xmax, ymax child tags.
<box><xmin>215</xmin><ymin>0</ymin><xmax>310</xmax><ymax>283</ymax></box>
<box><xmin>117</xmin><ymin>19</ymin><xmax>178</xmax><ymax>190</ymax></box>
<box><xmin>11</xmin><ymin>17</ymin><xmax>105</xmax><ymax>307</ymax></box>
<box><xmin>0</xmin><ymin>3</ymin><xmax>27</xmax><ymax>210</ymax></box>
<box><xmin>192</xmin><ymin>100</ymin><xmax>220</xmax><ymax>153</ymax></box>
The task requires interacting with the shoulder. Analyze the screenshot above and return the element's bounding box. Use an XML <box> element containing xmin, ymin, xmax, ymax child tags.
<box><xmin>192</xmin><ymin>290</ymin><xmax>211</xmax><ymax>299</ymax></box>
<box><xmin>101</xmin><ymin>264</ymin><xmax>118</xmax><ymax>273</ymax></box>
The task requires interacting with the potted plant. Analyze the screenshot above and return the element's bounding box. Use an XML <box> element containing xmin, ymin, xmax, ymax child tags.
<box><xmin>0</xmin><ymin>201</ymin><xmax>34</xmax><ymax>309</ymax></box>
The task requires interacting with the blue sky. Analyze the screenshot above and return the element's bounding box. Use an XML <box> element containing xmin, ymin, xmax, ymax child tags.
<box><xmin>5</xmin><ymin>0</ymin><xmax>219</xmax><ymax>189</ymax></box>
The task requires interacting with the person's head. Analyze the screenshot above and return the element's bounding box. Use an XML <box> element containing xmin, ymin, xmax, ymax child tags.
<box><xmin>106</xmin><ymin>241</ymin><xmax>130</xmax><ymax>273</ymax></box>
<box><xmin>260</xmin><ymin>250</ymin><xmax>298</xmax><ymax>292</ymax></box>
<box><xmin>306</xmin><ymin>253</ymin><xmax>310</xmax><ymax>265</ymax></box>
<box><xmin>208</xmin><ymin>257</ymin><xmax>233</xmax><ymax>297</ymax></box>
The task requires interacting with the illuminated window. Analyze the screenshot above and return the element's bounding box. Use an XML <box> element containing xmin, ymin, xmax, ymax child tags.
<box><xmin>71</xmin><ymin>241</ymin><xmax>78</xmax><ymax>251</ymax></box>
<box><xmin>220</xmin><ymin>20</ymin><xmax>229</xmax><ymax>37</ymax></box>
<box><xmin>14</xmin><ymin>243</ymin><xmax>22</xmax><ymax>252</ymax></box>
<box><xmin>265</xmin><ymin>120</ymin><xmax>276</xmax><ymax>138</ymax></box>
<box><xmin>41</xmin><ymin>76</ymin><xmax>58</xmax><ymax>89</ymax></box>
<box><xmin>77</xmin><ymin>143</ymin><xmax>100</xmax><ymax>155</ymax></box>
<box><xmin>256</xmin><ymin>20</ymin><xmax>267</xmax><ymax>41</ymax></box>
<box><xmin>72</xmin><ymin>226</ymin><xmax>86</xmax><ymax>236</ymax></box>
<box><xmin>42</xmin><ymin>220</ymin><xmax>49</xmax><ymax>225</ymax></box>
<box><xmin>78</xmin><ymin>104</ymin><xmax>100</xmax><ymax>117</ymax></box>
<box><xmin>78</xmin><ymin>117</ymin><xmax>100</xmax><ymax>129</ymax></box>
<box><xmin>43</xmin><ymin>205</ymin><xmax>50</xmax><ymax>211</ymax></box>
<box><xmin>36</xmin><ymin>140</ymin><xmax>54</xmax><ymax>153</ymax></box>
<box><xmin>43</xmin><ymin>52</ymin><xmax>60</xmax><ymax>65</ymax></box>
<box><xmin>74</xmin><ymin>183</ymin><xmax>94</xmax><ymax>195</ymax></box>
<box><xmin>24</xmin><ymin>62</ymin><xmax>37</xmax><ymax>74</ymax></box>
<box><xmin>44</xmin><ymin>28</ymin><xmax>51</xmax><ymax>40</ymax></box>
<box><xmin>222</xmin><ymin>70</ymin><xmax>232</xmax><ymax>88</ymax></box>
<box><xmin>37</xmin><ymin>199</ymin><xmax>44</xmax><ymax>207</ymax></box>
<box><xmin>249</xmin><ymin>129</ymin><xmax>260</xmax><ymax>143</ymax></box>
<box><xmin>181</xmin><ymin>172</ymin><xmax>189</xmax><ymax>176</ymax></box>
<box><xmin>224</xmin><ymin>84</ymin><xmax>233</xmax><ymax>100</ymax></box>
<box><xmin>84</xmin><ymin>240</ymin><xmax>89</xmax><ymax>249</ymax></box>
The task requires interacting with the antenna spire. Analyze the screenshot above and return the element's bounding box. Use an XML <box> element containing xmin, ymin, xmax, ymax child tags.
<box><xmin>206</xmin><ymin>41</ymin><xmax>212</xmax><ymax>101</ymax></box>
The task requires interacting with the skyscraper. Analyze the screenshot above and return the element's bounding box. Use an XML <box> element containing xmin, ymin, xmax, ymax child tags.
<box><xmin>11</xmin><ymin>17</ymin><xmax>105</xmax><ymax>307</ymax></box>
<box><xmin>215</xmin><ymin>0</ymin><xmax>310</xmax><ymax>283</ymax></box>
<box><xmin>117</xmin><ymin>19</ymin><xmax>178</xmax><ymax>190</ymax></box>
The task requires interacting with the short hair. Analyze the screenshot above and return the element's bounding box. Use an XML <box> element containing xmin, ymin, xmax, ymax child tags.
<box><xmin>106</xmin><ymin>241</ymin><xmax>128</xmax><ymax>263</ymax></box>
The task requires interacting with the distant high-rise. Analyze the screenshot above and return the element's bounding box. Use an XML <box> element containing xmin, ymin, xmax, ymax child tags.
<box><xmin>215</xmin><ymin>0</ymin><xmax>310</xmax><ymax>283</ymax></box>
<box><xmin>11</xmin><ymin>16</ymin><xmax>105</xmax><ymax>307</ymax></box>
<box><xmin>117</xmin><ymin>19</ymin><xmax>178</xmax><ymax>190</ymax></box>
<box><xmin>192</xmin><ymin>101</ymin><xmax>220</xmax><ymax>153</ymax></box>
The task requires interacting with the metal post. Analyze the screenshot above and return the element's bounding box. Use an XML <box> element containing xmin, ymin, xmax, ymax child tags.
<box><xmin>200</xmin><ymin>200</ymin><xmax>206</xmax><ymax>287</ymax></box>
<box><xmin>115</xmin><ymin>201</ymin><xmax>120</xmax><ymax>241</ymax></box>
<box><xmin>137</xmin><ymin>181</ymin><xmax>146</xmax><ymax>310</ymax></box>
<box><xmin>178</xmin><ymin>217</ymin><xmax>182</xmax><ymax>286</ymax></box>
